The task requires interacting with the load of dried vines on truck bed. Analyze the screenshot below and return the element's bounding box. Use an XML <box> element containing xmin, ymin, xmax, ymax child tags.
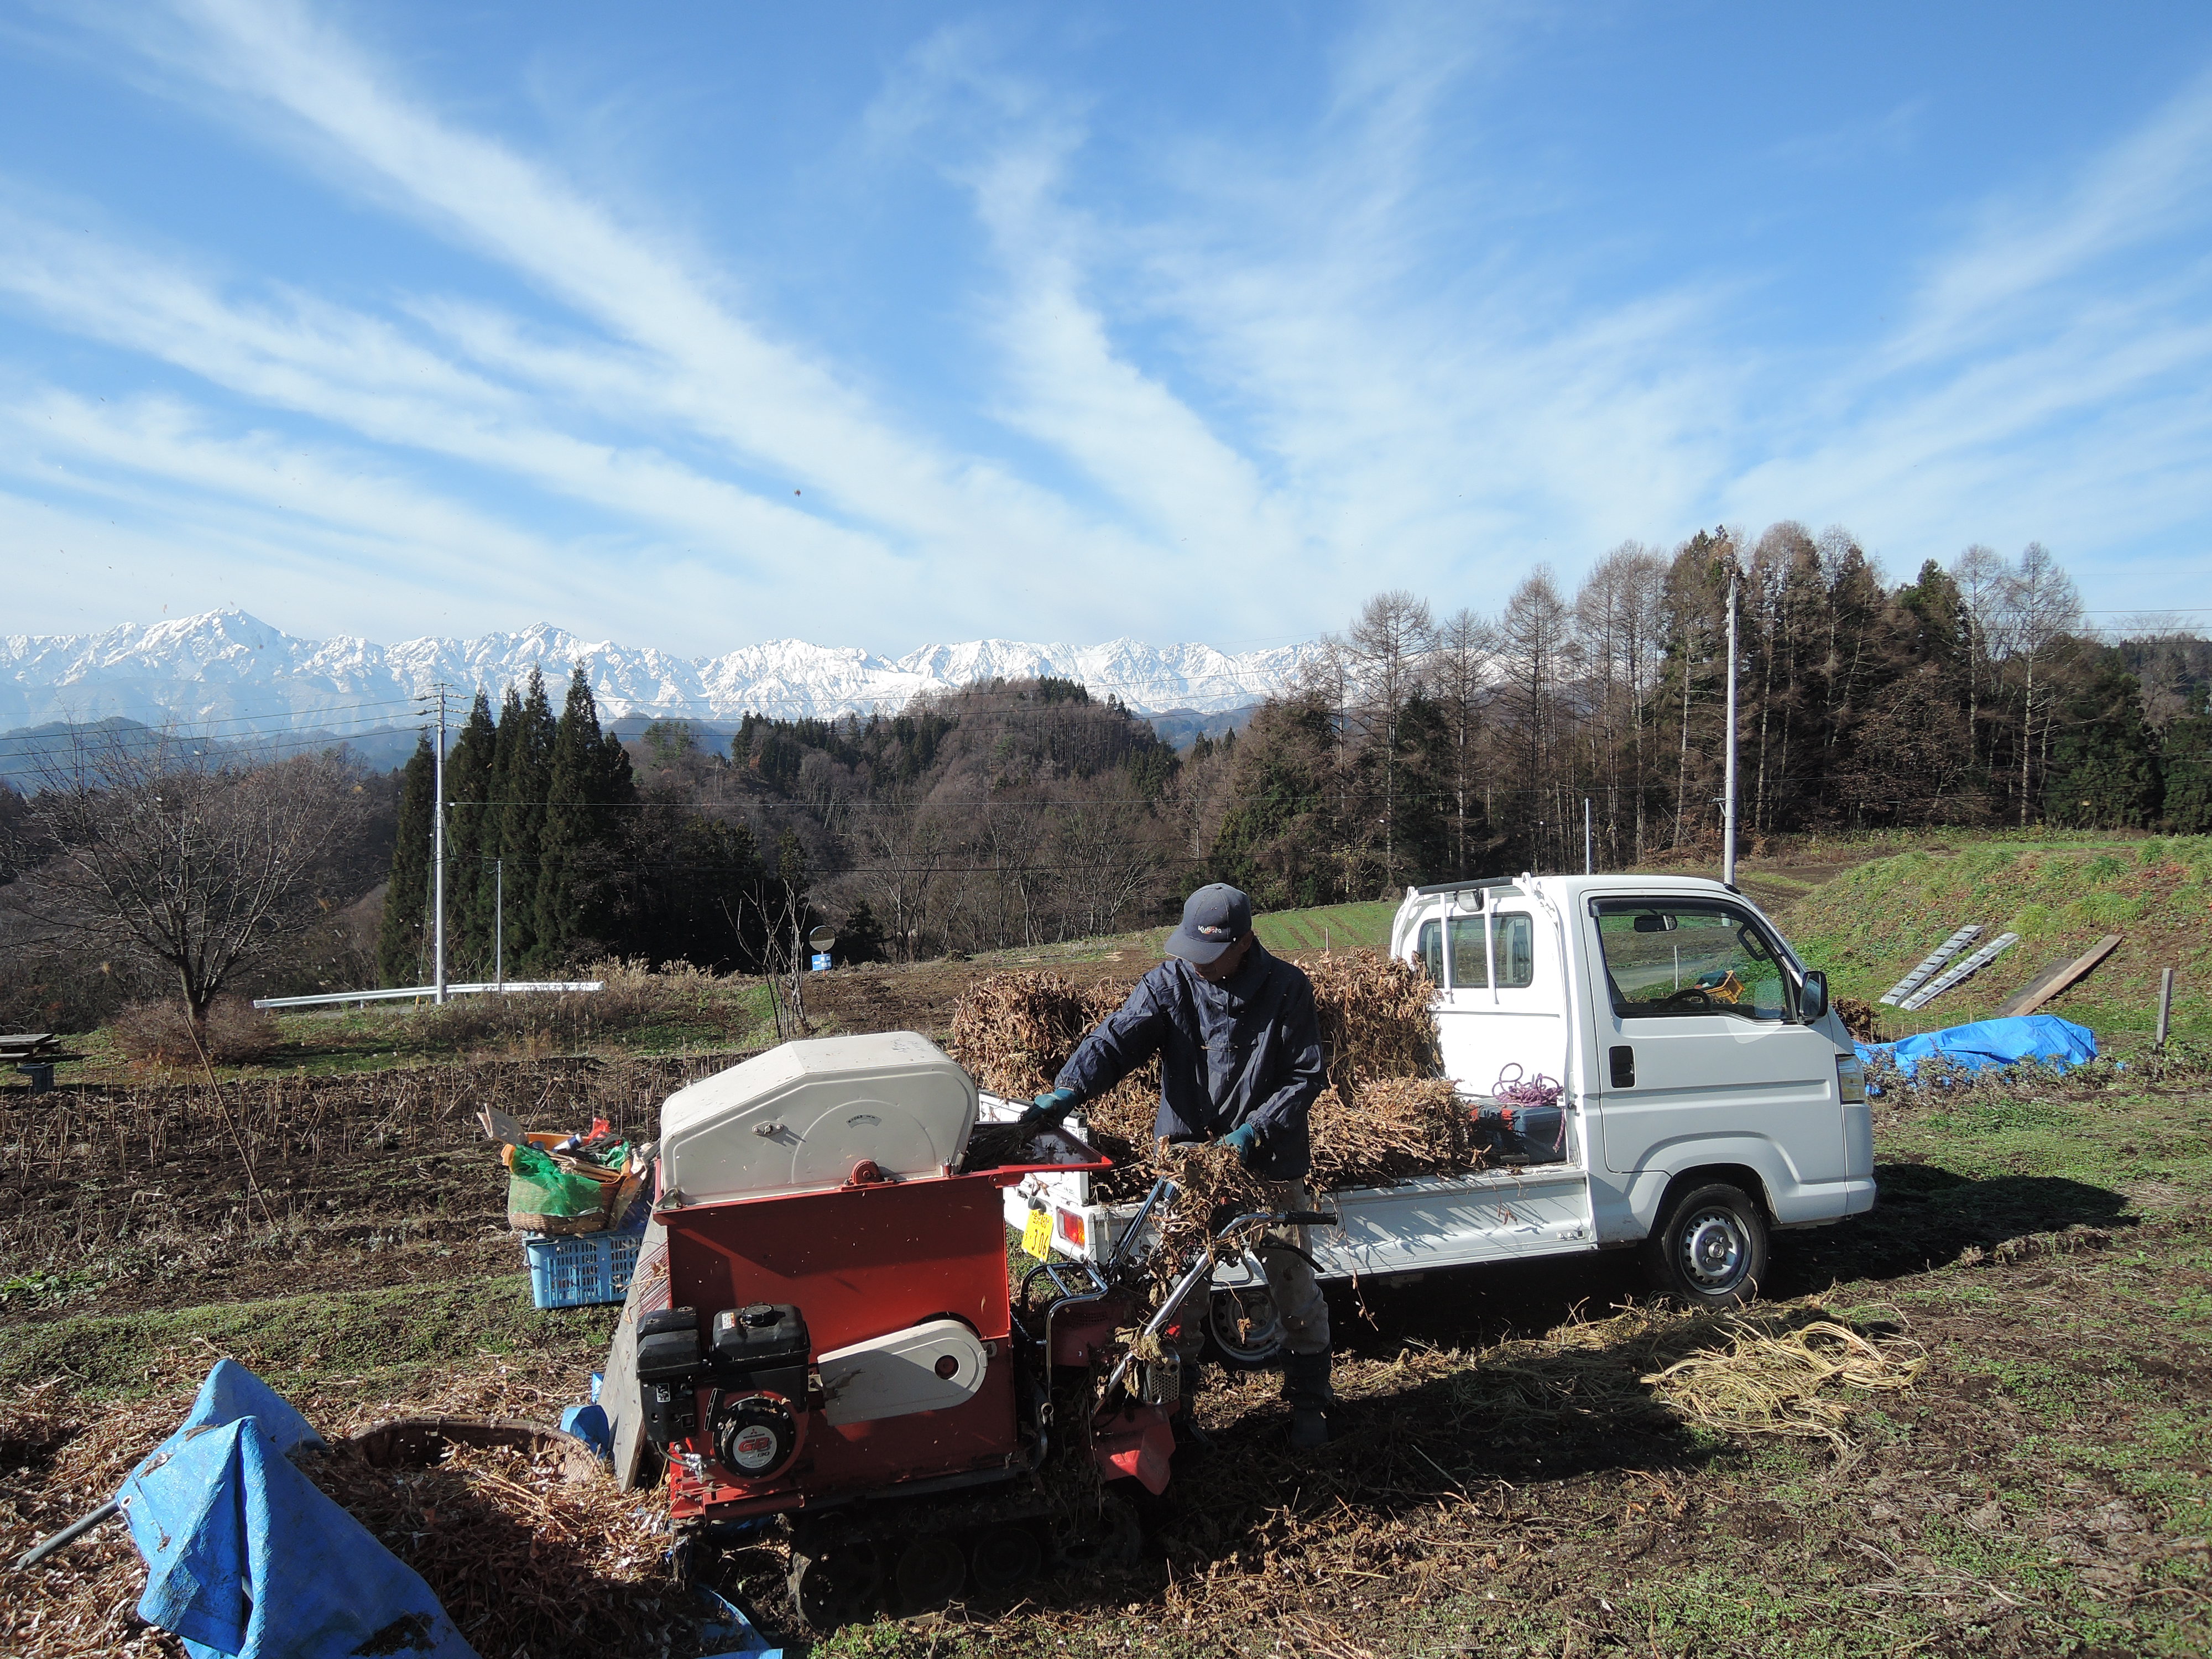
<box><xmin>950</xmin><ymin>950</ymin><xmax>1469</xmax><ymax>1219</ymax></box>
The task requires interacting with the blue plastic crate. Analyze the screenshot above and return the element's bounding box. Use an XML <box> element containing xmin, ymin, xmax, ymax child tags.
<box><xmin>523</xmin><ymin>1225</ymin><xmax>644</xmax><ymax>1310</ymax></box>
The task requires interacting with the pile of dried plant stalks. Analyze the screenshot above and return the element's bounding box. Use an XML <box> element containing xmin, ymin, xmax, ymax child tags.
<box><xmin>1640</xmin><ymin>1316</ymin><xmax>1927</xmax><ymax>1450</ymax></box>
<box><xmin>948</xmin><ymin>951</ymin><xmax>1461</xmax><ymax>1207</ymax></box>
<box><xmin>296</xmin><ymin>1441</ymin><xmax>684</xmax><ymax>1657</ymax></box>
<box><xmin>0</xmin><ymin>1353</ymin><xmax>693</xmax><ymax>1659</ymax></box>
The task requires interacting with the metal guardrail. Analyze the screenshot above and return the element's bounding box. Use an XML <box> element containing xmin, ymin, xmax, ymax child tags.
<box><xmin>252</xmin><ymin>981</ymin><xmax>605</xmax><ymax>1010</ymax></box>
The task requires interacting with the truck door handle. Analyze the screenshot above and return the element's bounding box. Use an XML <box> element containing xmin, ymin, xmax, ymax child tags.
<box><xmin>1609</xmin><ymin>1046</ymin><xmax>1635</xmax><ymax>1088</ymax></box>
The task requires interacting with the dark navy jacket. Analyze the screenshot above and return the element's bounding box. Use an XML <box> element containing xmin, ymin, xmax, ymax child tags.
<box><xmin>1054</xmin><ymin>943</ymin><xmax>1325</xmax><ymax>1181</ymax></box>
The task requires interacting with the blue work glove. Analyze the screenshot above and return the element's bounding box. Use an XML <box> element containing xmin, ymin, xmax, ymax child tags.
<box><xmin>1217</xmin><ymin>1121</ymin><xmax>1260</xmax><ymax>1165</ymax></box>
<box><xmin>1017</xmin><ymin>1087</ymin><xmax>1079</xmax><ymax>1131</ymax></box>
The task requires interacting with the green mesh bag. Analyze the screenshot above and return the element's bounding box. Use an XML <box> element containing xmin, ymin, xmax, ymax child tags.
<box><xmin>507</xmin><ymin>1141</ymin><xmax>629</xmax><ymax>1235</ymax></box>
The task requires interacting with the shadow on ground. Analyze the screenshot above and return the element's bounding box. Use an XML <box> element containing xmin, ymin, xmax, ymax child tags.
<box><xmin>722</xmin><ymin>1297</ymin><xmax>1823</xmax><ymax>1649</ymax></box>
<box><xmin>1324</xmin><ymin>1160</ymin><xmax>2135</xmax><ymax>1357</ymax></box>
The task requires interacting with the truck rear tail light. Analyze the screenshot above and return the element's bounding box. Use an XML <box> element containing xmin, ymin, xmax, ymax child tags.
<box><xmin>1835</xmin><ymin>1054</ymin><xmax>1867</xmax><ymax>1104</ymax></box>
<box><xmin>1057</xmin><ymin>1209</ymin><xmax>1087</xmax><ymax>1248</ymax></box>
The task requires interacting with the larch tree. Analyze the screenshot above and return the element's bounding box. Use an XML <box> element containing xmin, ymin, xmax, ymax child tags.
<box><xmin>1428</xmin><ymin>607</ymin><xmax>1493</xmax><ymax>877</ymax></box>
<box><xmin>1338</xmin><ymin>590</ymin><xmax>1436</xmax><ymax>888</ymax></box>
<box><xmin>2000</xmin><ymin>543</ymin><xmax>2084</xmax><ymax>827</ymax></box>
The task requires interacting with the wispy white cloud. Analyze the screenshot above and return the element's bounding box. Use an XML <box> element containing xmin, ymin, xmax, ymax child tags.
<box><xmin>0</xmin><ymin>210</ymin><xmax>917</xmax><ymax>587</ymax></box>
<box><xmin>1726</xmin><ymin>66</ymin><xmax>2212</xmax><ymax>582</ymax></box>
<box><xmin>4</xmin><ymin>0</ymin><xmax>2211</xmax><ymax>650</ymax></box>
<box><xmin>144</xmin><ymin>0</ymin><xmax>1136</xmax><ymax>561</ymax></box>
<box><xmin>1885</xmin><ymin>63</ymin><xmax>2212</xmax><ymax>369</ymax></box>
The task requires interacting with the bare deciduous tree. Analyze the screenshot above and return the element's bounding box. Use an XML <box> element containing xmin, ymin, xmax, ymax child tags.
<box><xmin>1950</xmin><ymin>542</ymin><xmax>2006</xmax><ymax>770</ymax></box>
<box><xmin>7</xmin><ymin>732</ymin><xmax>372</xmax><ymax>1025</ymax></box>
<box><xmin>1999</xmin><ymin>542</ymin><xmax>2084</xmax><ymax>825</ymax></box>
<box><xmin>1335</xmin><ymin>591</ymin><xmax>1436</xmax><ymax>886</ymax></box>
<box><xmin>1429</xmin><ymin>607</ymin><xmax>1493</xmax><ymax>875</ymax></box>
<box><xmin>1494</xmin><ymin>568</ymin><xmax>1578</xmax><ymax>869</ymax></box>
<box><xmin>1573</xmin><ymin>543</ymin><xmax>1668</xmax><ymax>863</ymax></box>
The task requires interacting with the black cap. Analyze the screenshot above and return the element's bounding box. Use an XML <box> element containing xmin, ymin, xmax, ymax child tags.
<box><xmin>1165</xmin><ymin>883</ymin><xmax>1253</xmax><ymax>965</ymax></box>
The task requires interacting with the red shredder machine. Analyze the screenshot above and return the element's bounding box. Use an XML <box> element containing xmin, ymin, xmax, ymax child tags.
<box><xmin>600</xmin><ymin>1030</ymin><xmax>1192</xmax><ymax>1626</ymax></box>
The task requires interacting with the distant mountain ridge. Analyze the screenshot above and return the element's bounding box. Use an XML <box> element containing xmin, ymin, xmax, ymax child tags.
<box><xmin>0</xmin><ymin>608</ymin><xmax>1313</xmax><ymax>737</ymax></box>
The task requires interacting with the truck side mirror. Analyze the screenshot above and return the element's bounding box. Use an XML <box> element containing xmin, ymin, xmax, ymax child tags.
<box><xmin>1800</xmin><ymin>970</ymin><xmax>1829</xmax><ymax>1022</ymax></box>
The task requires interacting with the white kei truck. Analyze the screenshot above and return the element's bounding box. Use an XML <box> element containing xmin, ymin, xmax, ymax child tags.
<box><xmin>992</xmin><ymin>873</ymin><xmax>1875</xmax><ymax>1365</ymax></box>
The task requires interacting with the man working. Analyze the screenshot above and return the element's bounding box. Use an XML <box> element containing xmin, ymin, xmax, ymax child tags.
<box><xmin>1018</xmin><ymin>883</ymin><xmax>1335</xmax><ymax>1450</ymax></box>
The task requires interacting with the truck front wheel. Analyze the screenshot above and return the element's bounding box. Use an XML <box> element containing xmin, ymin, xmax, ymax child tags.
<box><xmin>1645</xmin><ymin>1183</ymin><xmax>1767</xmax><ymax>1308</ymax></box>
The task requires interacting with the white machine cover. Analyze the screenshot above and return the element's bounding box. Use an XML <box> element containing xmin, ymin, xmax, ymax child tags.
<box><xmin>658</xmin><ymin>1031</ymin><xmax>977</xmax><ymax>1204</ymax></box>
<box><xmin>816</xmin><ymin>1318</ymin><xmax>990</xmax><ymax>1426</ymax></box>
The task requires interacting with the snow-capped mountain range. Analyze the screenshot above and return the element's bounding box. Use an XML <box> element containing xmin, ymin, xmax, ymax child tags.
<box><xmin>0</xmin><ymin>608</ymin><xmax>1314</xmax><ymax>738</ymax></box>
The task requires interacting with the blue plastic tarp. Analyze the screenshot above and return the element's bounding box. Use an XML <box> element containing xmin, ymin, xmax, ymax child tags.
<box><xmin>117</xmin><ymin>1359</ymin><xmax>476</xmax><ymax>1659</ymax></box>
<box><xmin>1855</xmin><ymin>1014</ymin><xmax>2099</xmax><ymax>1087</ymax></box>
<box><xmin>695</xmin><ymin>1584</ymin><xmax>785</xmax><ymax>1658</ymax></box>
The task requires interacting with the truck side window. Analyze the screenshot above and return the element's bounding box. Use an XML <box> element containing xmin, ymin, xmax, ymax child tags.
<box><xmin>1590</xmin><ymin>900</ymin><xmax>1788</xmax><ymax>1021</ymax></box>
<box><xmin>1417</xmin><ymin>920</ymin><xmax>1444</xmax><ymax>984</ymax></box>
<box><xmin>1492</xmin><ymin>914</ymin><xmax>1535</xmax><ymax>988</ymax></box>
<box><xmin>1447</xmin><ymin>917</ymin><xmax>1488</xmax><ymax>988</ymax></box>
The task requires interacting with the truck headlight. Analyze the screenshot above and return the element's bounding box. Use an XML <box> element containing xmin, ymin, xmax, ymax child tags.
<box><xmin>1835</xmin><ymin>1054</ymin><xmax>1867</xmax><ymax>1104</ymax></box>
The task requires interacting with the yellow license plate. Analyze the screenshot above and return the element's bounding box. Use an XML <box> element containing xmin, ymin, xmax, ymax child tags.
<box><xmin>1021</xmin><ymin>1209</ymin><xmax>1053</xmax><ymax>1260</ymax></box>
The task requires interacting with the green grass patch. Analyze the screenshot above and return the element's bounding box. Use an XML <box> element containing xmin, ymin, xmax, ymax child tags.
<box><xmin>0</xmin><ymin>1274</ymin><xmax>614</xmax><ymax>1399</ymax></box>
<box><xmin>1780</xmin><ymin>832</ymin><xmax>2212</xmax><ymax>1042</ymax></box>
<box><xmin>1251</xmin><ymin>899</ymin><xmax>1399</xmax><ymax>954</ymax></box>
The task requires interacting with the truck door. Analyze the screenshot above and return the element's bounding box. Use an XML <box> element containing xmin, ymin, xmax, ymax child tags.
<box><xmin>1585</xmin><ymin>897</ymin><xmax>1845</xmax><ymax>1187</ymax></box>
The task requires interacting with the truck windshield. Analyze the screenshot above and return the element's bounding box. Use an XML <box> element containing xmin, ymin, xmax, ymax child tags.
<box><xmin>1590</xmin><ymin>900</ymin><xmax>1791</xmax><ymax>1021</ymax></box>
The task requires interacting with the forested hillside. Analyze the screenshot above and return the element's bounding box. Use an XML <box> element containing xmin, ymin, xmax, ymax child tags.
<box><xmin>375</xmin><ymin>526</ymin><xmax>2208</xmax><ymax>970</ymax></box>
<box><xmin>375</xmin><ymin>670</ymin><xmax>1191</xmax><ymax>977</ymax></box>
<box><xmin>9</xmin><ymin>523</ymin><xmax>2203</xmax><ymax>1019</ymax></box>
<box><xmin>1198</xmin><ymin>530</ymin><xmax>2208</xmax><ymax>908</ymax></box>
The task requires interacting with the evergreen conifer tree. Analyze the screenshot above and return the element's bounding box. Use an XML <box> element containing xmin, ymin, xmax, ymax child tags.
<box><xmin>375</xmin><ymin>733</ymin><xmax>435</xmax><ymax>985</ymax></box>
<box><xmin>476</xmin><ymin>686</ymin><xmax>525</xmax><ymax>976</ymax></box>
<box><xmin>839</xmin><ymin>897</ymin><xmax>886</xmax><ymax>963</ymax></box>
<box><xmin>531</xmin><ymin>666</ymin><xmax>634</xmax><ymax>966</ymax></box>
<box><xmin>442</xmin><ymin>692</ymin><xmax>498</xmax><ymax>974</ymax></box>
<box><xmin>2161</xmin><ymin>712</ymin><xmax>2212</xmax><ymax>832</ymax></box>
<box><xmin>656</xmin><ymin>813</ymin><xmax>759</xmax><ymax>967</ymax></box>
<box><xmin>495</xmin><ymin>670</ymin><xmax>559</xmax><ymax>967</ymax></box>
<box><xmin>2045</xmin><ymin>658</ymin><xmax>2162</xmax><ymax>828</ymax></box>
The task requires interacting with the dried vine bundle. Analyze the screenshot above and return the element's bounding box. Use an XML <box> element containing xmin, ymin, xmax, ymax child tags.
<box><xmin>949</xmin><ymin>952</ymin><xmax>1462</xmax><ymax>1204</ymax></box>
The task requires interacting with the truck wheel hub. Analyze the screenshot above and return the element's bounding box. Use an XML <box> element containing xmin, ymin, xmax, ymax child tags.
<box><xmin>1682</xmin><ymin>1212</ymin><xmax>1744</xmax><ymax>1286</ymax></box>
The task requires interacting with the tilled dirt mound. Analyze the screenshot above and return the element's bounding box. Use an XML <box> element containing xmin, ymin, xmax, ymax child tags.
<box><xmin>0</xmin><ymin>1054</ymin><xmax>747</xmax><ymax>1318</ymax></box>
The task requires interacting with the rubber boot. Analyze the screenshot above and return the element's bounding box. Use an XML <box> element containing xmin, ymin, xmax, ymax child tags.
<box><xmin>1282</xmin><ymin>1351</ymin><xmax>1334</xmax><ymax>1451</ymax></box>
<box><xmin>1172</xmin><ymin>1363</ymin><xmax>1214</xmax><ymax>1468</ymax></box>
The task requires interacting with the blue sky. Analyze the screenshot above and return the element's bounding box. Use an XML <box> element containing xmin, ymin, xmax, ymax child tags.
<box><xmin>2</xmin><ymin>1</ymin><xmax>2209</xmax><ymax>657</ymax></box>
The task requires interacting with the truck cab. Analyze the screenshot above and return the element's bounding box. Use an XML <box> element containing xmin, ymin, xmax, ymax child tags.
<box><xmin>1392</xmin><ymin>872</ymin><xmax>1875</xmax><ymax>1290</ymax></box>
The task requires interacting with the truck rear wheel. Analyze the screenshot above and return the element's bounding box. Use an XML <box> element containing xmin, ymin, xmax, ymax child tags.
<box><xmin>1202</xmin><ymin>1283</ymin><xmax>1284</xmax><ymax>1370</ymax></box>
<box><xmin>1645</xmin><ymin>1182</ymin><xmax>1767</xmax><ymax>1308</ymax></box>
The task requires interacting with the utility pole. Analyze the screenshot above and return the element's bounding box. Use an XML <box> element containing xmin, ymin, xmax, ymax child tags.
<box><xmin>429</xmin><ymin>684</ymin><xmax>450</xmax><ymax>1005</ymax></box>
<box><xmin>1722</xmin><ymin>576</ymin><xmax>1740</xmax><ymax>889</ymax></box>
<box><xmin>493</xmin><ymin>857</ymin><xmax>504</xmax><ymax>989</ymax></box>
<box><xmin>1584</xmin><ymin>796</ymin><xmax>1593</xmax><ymax>875</ymax></box>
